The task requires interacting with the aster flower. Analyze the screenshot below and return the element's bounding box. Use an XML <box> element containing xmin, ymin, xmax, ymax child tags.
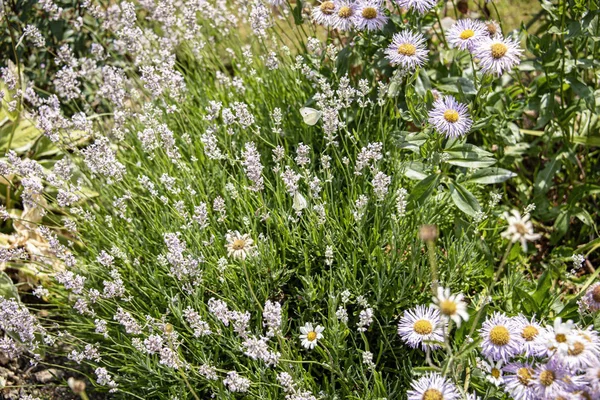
<box><xmin>332</xmin><ymin>1</ymin><xmax>357</xmax><ymax>31</ymax></box>
<box><xmin>557</xmin><ymin>328</ymin><xmax>600</xmax><ymax>370</ymax></box>
<box><xmin>503</xmin><ymin>363</ymin><xmax>536</xmax><ymax>400</ymax></box>
<box><xmin>511</xmin><ymin>315</ymin><xmax>547</xmax><ymax>357</ymax></box>
<box><xmin>312</xmin><ymin>0</ymin><xmax>337</xmax><ymax>27</ymax></box>
<box><xmin>584</xmin><ymin>359</ymin><xmax>600</xmax><ymax>390</ymax></box>
<box><xmin>299</xmin><ymin>322</ymin><xmax>324</xmax><ymax>349</ymax></box>
<box><xmin>531</xmin><ymin>359</ymin><xmax>575</xmax><ymax>399</ymax></box>
<box><xmin>481</xmin><ymin>358</ymin><xmax>504</xmax><ymax>386</ymax></box>
<box><xmin>407</xmin><ymin>372</ymin><xmax>461</xmax><ymax>400</ymax></box>
<box><xmin>353</xmin><ymin>0</ymin><xmax>388</xmax><ymax>31</ymax></box>
<box><xmin>397</xmin><ymin>305</ymin><xmax>445</xmax><ymax>350</ymax></box>
<box><xmin>225</xmin><ymin>231</ymin><xmax>256</xmax><ymax>260</ymax></box>
<box><xmin>582</xmin><ymin>282</ymin><xmax>600</xmax><ymax>312</ymax></box>
<box><xmin>479</xmin><ymin>312</ymin><xmax>524</xmax><ymax>362</ymax></box>
<box><xmin>447</xmin><ymin>19</ymin><xmax>487</xmax><ymax>52</ymax></box>
<box><xmin>384</xmin><ymin>30</ymin><xmax>428</xmax><ymax>72</ymax></box>
<box><xmin>428</xmin><ymin>95</ymin><xmax>472</xmax><ymax>138</ymax></box>
<box><xmin>500</xmin><ymin>210</ymin><xmax>541</xmax><ymax>252</ymax></box>
<box><xmin>394</xmin><ymin>0</ymin><xmax>437</xmax><ymax>14</ymax></box>
<box><xmin>543</xmin><ymin>317</ymin><xmax>575</xmax><ymax>355</ymax></box>
<box><xmin>432</xmin><ymin>286</ymin><xmax>469</xmax><ymax>327</ymax></box>
<box><xmin>472</xmin><ymin>35</ymin><xmax>523</xmax><ymax>76</ymax></box>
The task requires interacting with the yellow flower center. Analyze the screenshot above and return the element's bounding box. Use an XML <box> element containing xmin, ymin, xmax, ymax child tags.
<box><xmin>555</xmin><ymin>333</ymin><xmax>567</xmax><ymax>343</ymax></box>
<box><xmin>489</xmin><ymin>326</ymin><xmax>510</xmax><ymax>346</ymax></box>
<box><xmin>320</xmin><ymin>1</ymin><xmax>335</xmax><ymax>14</ymax></box>
<box><xmin>592</xmin><ymin>285</ymin><xmax>600</xmax><ymax>302</ymax></box>
<box><xmin>307</xmin><ymin>331</ymin><xmax>317</xmax><ymax>341</ymax></box>
<box><xmin>568</xmin><ymin>341</ymin><xmax>585</xmax><ymax>356</ymax></box>
<box><xmin>443</xmin><ymin>110</ymin><xmax>459</xmax><ymax>123</ymax></box>
<box><xmin>521</xmin><ymin>325</ymin><xmax>539</xmax><ymax>341</ymax></box>
<box><xmin>517</xmin><ymin>367</ymin><xmax>532</xmax><ymax>385</ymax></box>
<box><xmin>491</xmin><ymin>43</ymin><xmax>508</xmax><ymax>59</ymax></box>
<box><xmin>361</xmin><ymin>7</ymin><xmax>377</xmax><ymax>19</ymax></box>
<box><xmin>422</xmin><ymin>389</ymin><xmax>443</xmax><ymax>400</ymax></box>
<box><xmin>413</xmin><ymin>319</ymin><xmax>433</xmax><ymax>335</ymax></box>
<box><xmin>397</xmin><ymin>43</ymin><xmax>416</xmax><ymax>56</ymax></box>
<box><xmin>491</xmin><ymin>368</ymin><xmax>501</xmax><ymax>379</ymax></box>
<box><xmin>539</xmin><ymin>370</ymin><xmax>555</xmax><ymax>387</ymax></box>
<box><xmin>460</xmin><ymin>29</ymin><xmax>475</xmax><ymax>40</ymax></box>
<box><xmin>338</xmin><ymin>5</ymin><xmax>352</xmax><ymax>18</ymax></box>
<box><xmin>232</xmin><ymin>239</ymin><xmax>246</xmax><ymax>250</ymax></box>
<box><xmin>439</xmin><ymin>300</ymin><xmax>457</xmax><ymax>316</ymax></box>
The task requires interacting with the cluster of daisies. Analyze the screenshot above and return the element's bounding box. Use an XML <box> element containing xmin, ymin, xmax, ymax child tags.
<box><xmin>311</xmin><ymin>0</ymin><xmax>523</xmax><ymax>76</ymax></box>
<box><xmin>398</xmin><ymin>285</ymin><xmax>600</xmax><ymax>400</ymax></box>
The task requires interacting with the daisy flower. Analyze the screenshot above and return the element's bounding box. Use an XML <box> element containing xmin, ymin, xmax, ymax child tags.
<box><xmin>299</xmin><ymin>322</ymin><xmax>324</xmax><ymax>349</ymax></box>
<box><xmin>332</xmin><ymin>1</ymin><xmax>357</xmax><ymax>31</ymax></box>
<box><xmin>472</xmin><ymin>35</ymin><xmax>523</xmax><ymax>76</ymax></box>
<box><xmin>558</xmin><ymin>328</ymin><xmax>600</xmax><ymax>370</ymax></box>
<box><xmin>511</xmin><ymin>315</ymin><xmax>547</xmax><ymax>357</ymax></box>
<box><xmin>394</xmin><ymin>0</ymin><xmax>437</xmax><ymax>14</ymax></box>
<box><xmin>353</xmin><ymin>0</ymin><xmax>388</xmax><ymax>31</ymax></box>
<box><xmin>225</xmin><ymin>231</ymin><xmax>256</xmax><ymax>260</ymax></box>
<box><xmin>584</xmin><ymin>358</ymin><xmax>600</xmax><ymax>390</ymax></box>
<box><xmin>582</xmin><ymin>282</ymin><xmax>600</xmax><ymax>312</ymax></box>
<box><xmin>543</xmin><ymin>317</ymin><xmax>575</xmax><ymax>355</ymax></box>
<box><xmin>481</xmin><ymin>358</ymin><xmax>504</xmax><ymax>386</ymax></box>
<box><xmin>428</xmin><ymin>95</ymin><xmax>472</xmax><ymax>138</ymax></box>
<box><xmin>479</xmin><ymin>312</ymin><xmax>524</xmax><ymax>362</ymax></box>
<box><xmin>500</xmin><ymin>210</ymin><xmax>541</xmax><ymax>252</ymax></box>
<box><xmin>447</xmin><ymin>19</ymin><xmax>487</xmax><ymax>52</ymax></box>
<box><xmin>432</xmin><ymin>286</ymin><xmax>469</xmax><ymax>327</ymax></box>
<box><xmin>384</xmin><ymin>30</ymin><xmax>428</xmax><ymax>72</ymax></box>
<box><xmin>312</xmin><ymin>0</ymin><xmax>337</xmax><ymax>27</ymax></box>
<box><xmin>502</xmin><ymin>363</ymin><xmax>536</xmax><ymax>400</ymax></box>
<box><xmin>397</xmin><ymin>305</ymin><xmax>445</xmax><ymax>350</ymax></box>
<box><xmin>407</xmin><ymin>372</ymin><xmax>461</xmax><ymax>400</ymax></box>
<box><xmin>530</xmin><ymin>359</ymin><xmax>575</xmax><ymax>399</ymax></box>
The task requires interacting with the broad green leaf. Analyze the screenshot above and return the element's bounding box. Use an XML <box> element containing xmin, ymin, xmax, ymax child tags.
<box><xmin>464</xmin><ymin>168</ymin><xmax>516</xmax><ymax>185</ymax></box>
<box><xmin>532</xmin><ymin>270</ymin><xmax>552</xmax><ymax>305</ymax></box>
<box><xmin>449</xmin><ymin>182</ymin><xmax>481</xmax><ymax>215</ymax></box>
<box><xmin>534</xmin><ymin>157</ymin><xmax>562</xmax><ymax>196</ymax></box>
<box><xmin>403</xmin><ymin>161</ymin><xmax>428</xmax><ymax>180</ymax></box>
<box><xmin>408</xmin><ymin>174</ymin><xmax>439</xmax><ymax>206</ymax></box>
<box><xmin>0</xmin><ymin>271</ymin><xmax>18</xmax><ymax>300</ymax></box>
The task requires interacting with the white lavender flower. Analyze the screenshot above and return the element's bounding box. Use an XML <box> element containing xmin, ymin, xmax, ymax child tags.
<box><xmin>479</xmin><ymin>312</ymin><xmax>524</xmax><ymax>362</ymax></box>
<box><xmin>447</xmin><ymin>19</ymin><xmax>487</xmax><ymax>52</ymax></box>
<box><xmin>394</xmin><ymin>0</ymin><xmax>437</xmax><ymax>14</ymax></box>
<box><xmin>385</xmin><ymin>30</ymin><xmax>428</xmax><ymax>71</ymax></box>
<box><xmin>428</xmin><ymin>95</ymin><xmax>472</xmax><ymax>138</ymax></box>
<box><xmin>397</xmin><ymin>305</ymin><xmax>444</xmax><ymax>350</ymax></box>
<box><xmin>353</xmin><ymin>0</ymin><xmax>388</xmax><ymax>31</ymax></box>
<box><xmin>407</xmin><ymin>372</ymin><xmax>461</xmax><ymax>400</ymax></box>
<box><xmin>223</xmin><ymin>371</ymin><xmax>251</xmax><ymax>393</ymax></box>
<box><xmin>472</xmin><ymin>35</ymin><xmax>523</xmax><ymax>75</ymax></box>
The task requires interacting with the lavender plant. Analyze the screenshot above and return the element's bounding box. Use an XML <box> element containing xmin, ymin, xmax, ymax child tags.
<box><xmin>0</xmin><ymin>0</ymin><xmax>599</xmax><ymax>399</ymax></box>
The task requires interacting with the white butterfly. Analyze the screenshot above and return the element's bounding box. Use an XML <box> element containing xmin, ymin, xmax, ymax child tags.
<box><xmin>300</xmin><ymin>107</ymin><xmax>322</xmax><ymax>126</ymax></box>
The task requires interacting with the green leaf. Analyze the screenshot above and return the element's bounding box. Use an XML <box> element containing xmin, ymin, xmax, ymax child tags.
<box><xmin>292</xmin><ymin>0</ymin><xmax>304</xmax><ymax>25</ymax></box>
<box><xmin>449</xmin><ymin>182</ymin><xmax>481</xmax><ymax>215</ymax></box>
<box><xmin>532</xmin><ymin>270</ymin><xmax>552</xmax><ymax>305</ymax></box>
<box><xmin>0</xmin><ymin>271</ymin><xmax>18</xmax><ymax>300</ymax></box>
<box><xmin>464</xmin><ymin>167</ymin><xmax>516</xmax><ymax>185</ymax></box>
<box><xmin>408</xmin><ymin>174</ymin><xmax>439</xmax><ymax>207</ymax></box>
<box><xmin>403</xmin><ymin>161</ymin><xmax>428</xmax><ymax>180</ymax></box>
<box><xmin>534</xmin><ymin>157</ymin><xmax>562</xmax><ymax>196</ymax></box>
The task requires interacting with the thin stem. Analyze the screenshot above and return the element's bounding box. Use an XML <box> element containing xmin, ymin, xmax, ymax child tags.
<box><xmin>242</xmin><ymin>260</ymin><xmax>263</xmax><ymax>312</ymax></box>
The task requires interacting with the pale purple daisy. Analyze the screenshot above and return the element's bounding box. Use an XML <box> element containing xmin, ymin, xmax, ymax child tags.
<box><xmin>332</xmin><ymin>1</ymin><xmax>357</xmax><ymax>31</ymax></box>
<box><xmin>531</xmin><ymin>359</ymin><xmax>577</xmax><ymax>399</ymax></box>
<box><xmin>472</xmin><ymin>35</ymin><xmax>523</xmax><ymax>75</ymax></box>
<box><xmin>502</xmin><ymin>362</ymin><xmax>536</xmax><ymax>400</ymax></box>
<box><xmin>543</xmin><ymin>317</ymin><xmax>575</xmax><ymax>356</ymax></box>
<box><xmin>352</xmin><ymin>0</ymin><xmax>388</xmax><ymax>31</ymax></box>
<box><xmin>397</xmin><ymin>305</ymin><xmax>445</xmax><ymax>350</ymax></box>
<box><xmin>407</xmin><ymin>373</ymin><xmax>461</xmax><ymax>400</ymax></box>
<box><xmin>584</xmin><ymin>359</ymin><xmax>600</xmax><ymax>391</ymax></box>
<box><xmin>557</xmin><ymin>328</ymin><xmax>600</xmax><ymax>370</ymax></box>
<box><xmin>582</xmin><ymin>282</ymin><xmax>600</xmax><ymax>312</ymax></box>
<box><xmin>479</xmin><ymin>312</ymin><xmax>524</xmax><ymax>362</ymax></box>
<box><xmin>511</xmin><ymin>315</ymin><xmax>547</xmax><ymax>357</ymax></box>
<box><xmin>428</xmin><ymin>95</ymin><xmax>472</xmax><ymax>138</ymax></box>
<box><xmin>447</xmin><ymin>19</ymin><xmax>487</xmax><ymax>52</ymax></box>
<box><xmin>394</xmin><ymin>0</ymin><xmax>437</xmax><ymax>14</ymax></box>
<box><xmin>384</xmin><ymin>30</ymin><xmax>428</xmax><ymax>72</ymax></box>
<box><xmin>312</xmin><ymin>0</ymin><xmax>337</xmax><ymax>27</ymax></box>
